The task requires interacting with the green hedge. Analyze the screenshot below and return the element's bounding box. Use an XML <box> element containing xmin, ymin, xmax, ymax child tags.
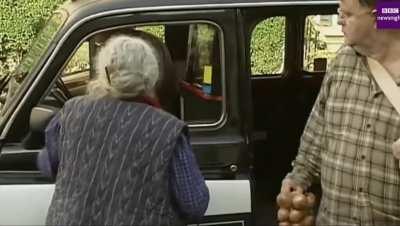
<box><xmin>0</xmin><ymin>0</ymin><xmax>64</xmax><ymax>76</ymax></box>
<box><xmin>251</xmin><ymin>17</ymin><xmax>285</xmax><ymax>75</ymax></box>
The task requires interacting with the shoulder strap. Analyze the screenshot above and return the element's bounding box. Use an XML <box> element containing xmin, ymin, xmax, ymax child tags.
<box><xmin>367</xmin><ymin>57</ymin><xmax>400</xmax><ymax>114</ymax></box>
<box><xmin>368</xmin><ymin>57</ymin><xmax>400</xmax><ymax>161</ymax></box>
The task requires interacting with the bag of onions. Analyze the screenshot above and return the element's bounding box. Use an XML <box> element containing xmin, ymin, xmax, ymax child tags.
<box><xmin>276</xmin><ymin>191</ymin><xmax>316</xmax><ymax>226</ymax></box>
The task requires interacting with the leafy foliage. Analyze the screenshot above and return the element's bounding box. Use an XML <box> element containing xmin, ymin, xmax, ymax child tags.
<box><xmin>251</xmin><ymin>17</ymin><xmax>286</xmax><ymax>75</ymax></box>
<box><xmin>63</xmin><ymin>42</ymin><xmax>90</xmax><ymax>75</ymax></box>
<box><xmin>0</xmin><ymin>0</ymin><xmax>64</xmax><ymax>76</ymax></box>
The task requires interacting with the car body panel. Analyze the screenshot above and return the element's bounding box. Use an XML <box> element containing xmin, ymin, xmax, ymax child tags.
<box><xmin>0</xmin><ymin>181</ymin><xmax>251</xmax><ymax>225</ymax></box>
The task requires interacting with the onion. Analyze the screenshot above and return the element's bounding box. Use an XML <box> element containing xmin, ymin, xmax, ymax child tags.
<box><xmin>277</xmin><ymin>192</ymin><xmax>293</xmax><ymax>209</ymax></box>
<box><xmin>291</xmin><ymin>224</ymin><xmax>303</xmax><ymax>226</ymax></box>
<box><xmin>278</xmin><ymin>221</ymin><xmax>291</xmax><ymax>226</ymax></box>
<box><xmin>277</xmin><ymin>208</ymin><xmax>290</xmax><ymax>221</ymax></box>
<box><xmin>289</xmin><ymin>209</ymin><xmax>306</xmax><ymax>223</ymax></box>
<box><xmin>292</xmin><ymin>193</ymin><xmax>308</xmax><ymax>210</ymax></box>
<box><xmin>306</xmin><ymin>193</ymin><xmax>316</xmax><ymax>208</ymax></box>
<box><xmin>301</xmin><ymin>215</ymin><xmax>315</xmax><ymax>226</ymax></box>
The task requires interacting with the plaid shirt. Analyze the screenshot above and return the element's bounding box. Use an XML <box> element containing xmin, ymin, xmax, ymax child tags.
<box><xmin>287</xmin><ymin>46</ymin><xmax>400</xmax><ymax>226</ymax></box>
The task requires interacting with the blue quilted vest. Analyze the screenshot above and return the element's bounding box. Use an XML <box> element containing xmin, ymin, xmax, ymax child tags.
<box><xmin>46</xmin><ymin>96</ymin><xmax>186</xmax><ymax>226</ymax></box>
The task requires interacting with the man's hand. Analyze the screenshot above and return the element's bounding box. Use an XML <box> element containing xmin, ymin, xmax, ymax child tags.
<box><xmin>280</xmin><ymin>178</ymin><xmax>304</xmax><ymax>194</ymax></box>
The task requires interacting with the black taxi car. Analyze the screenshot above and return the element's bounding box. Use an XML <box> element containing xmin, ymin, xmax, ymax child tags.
<box><xmin>0</xmin><ymin>0</ymin><xmax>340</xmax><ymax>225</ymax></box>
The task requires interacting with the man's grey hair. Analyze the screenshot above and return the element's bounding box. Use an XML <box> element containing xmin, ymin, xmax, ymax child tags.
<box><xmin>87</xmin><ymin>35</ymin><xmax>159</xmax><ymax>99</ymax></box>
<box><xmin>359</xmin><ymin>0</ymin><xmax>375</xmax><ymax>8</ymax></box>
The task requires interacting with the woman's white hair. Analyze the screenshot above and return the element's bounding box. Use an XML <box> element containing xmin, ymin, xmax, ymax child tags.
<box><xmin>87</xmin><ymin>35</ymin><xmax>160</xmax><ymax>98</ymax></box>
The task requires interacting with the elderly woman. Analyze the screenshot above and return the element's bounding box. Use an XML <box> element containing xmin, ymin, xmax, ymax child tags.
<box><xmin>37</xmin><ymin>33</ymin><xmax>209</xmax><ymax>226</ymax></box>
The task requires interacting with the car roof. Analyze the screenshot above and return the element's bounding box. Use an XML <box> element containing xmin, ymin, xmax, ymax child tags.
<box><xmin>63</xmin><ymin>0</ymin><xmax>338</xmax><ymax>17</ymax></box>
<box><xmin>60</xmin><ymin>0</ymin><xmax>338</xmax><ymax>29</ymax></box>
<box><xmin>55</xmin><ymin>0</ymin><xmax>337</xmax><ymax>47</ymax></box>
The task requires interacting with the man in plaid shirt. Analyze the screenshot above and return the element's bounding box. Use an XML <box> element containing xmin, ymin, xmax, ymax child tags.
<box><xmin>280</xmin><ymin>0</ymin><xmax>400</xmax><ymax>225</ymax></box>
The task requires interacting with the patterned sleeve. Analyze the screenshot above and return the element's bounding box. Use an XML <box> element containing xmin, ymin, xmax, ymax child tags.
<box><xmin>37</xmin><ymin>113</ymin><xmax>61</xmax><ymax>178</ymax></box>
<box><xmin>285</xmin><ymin>55</ymin><xmax>337</xmax><ymax>190</ymax></box>
<box><xmin>170</xmin><ymin>133</ymin><xmax>210</xmax><ymax>222</ymax></box>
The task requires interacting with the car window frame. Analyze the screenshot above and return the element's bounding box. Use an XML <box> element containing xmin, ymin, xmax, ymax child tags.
<box><xmin>0</xmin><ymin>8</ymin><xmax>240</xmax><ymax>145</ymax></box>
<box><xmin>0</xmin><ymin>7</ymin><xmax>242</xmax><ymax>183</ymax></box>
<box><xmin>39</xmin><ymin>19</ymin><xmax>227</xmax><ymax>130</ymax></box>
<box><xmin>0</xmin><ymin>9</ymin><xmax>69</xmax><ymax>137</ymax></box>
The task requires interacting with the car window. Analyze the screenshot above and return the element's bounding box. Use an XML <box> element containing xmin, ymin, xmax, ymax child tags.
<box><xmin>43</xmin><ymin>22</ymin><xmax>224</xmax><ymax>127</ymax></box>
<box><xmin>60</xmin><ymin>42</ymin><xmax>90</xmax><ymax>97</ymax></box>
<box><xmin>136</xmin><ymin>25</ymin><xmax>165</xmax><ymax>42</ymax></box>
<box><xmin>181</xmin><ymin>23</ymin><xmax>223</xmax><ymax>125</ymax></box>
<box><xmin>250</xmin><ymin>17</ymin><xmax>286</xmax><ymax>76</ymax></box>
<box><xmin>0</xmin><ymin>11</ymin><xmax>67</xmax><ymax>117</ymax></box>
<box><xmin>303</xmin><ymin>14</ymin><xmax>344</xmax><ymax>72</ymax></box>
<box><xmin>63</xmin><ymin>42</ymin><xmax>90</xmax><ymax>76</ymax></box>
